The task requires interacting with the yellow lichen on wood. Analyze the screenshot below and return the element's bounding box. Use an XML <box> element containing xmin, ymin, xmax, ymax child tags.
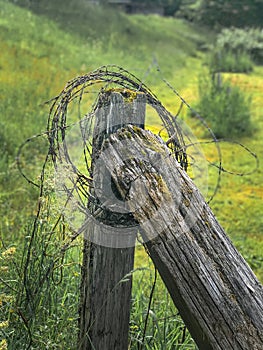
<box><xmin>104</xmin><ymin>88</ymin><xmax>143</xmax><ymax>103</ymax></box>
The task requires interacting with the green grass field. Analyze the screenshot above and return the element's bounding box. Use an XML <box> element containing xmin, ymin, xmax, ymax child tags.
<box><xmin>0</xmin><ymin>0</ymin><xmax>262</xmax><ymax>348</ymax></box>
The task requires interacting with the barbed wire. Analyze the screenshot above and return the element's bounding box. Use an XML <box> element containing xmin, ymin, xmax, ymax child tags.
<box><xmin>15</xmin><ymin>64</ymin><xmax>259</xmax><ymax>349</ymax></box>
<box><xmin>16</xmin><ymin>64</ymin><xmax>259</xmax><ymax>274</ymax></box>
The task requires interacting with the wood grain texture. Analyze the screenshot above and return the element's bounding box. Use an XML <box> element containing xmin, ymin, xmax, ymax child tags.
<box><xmin>101</xmin><ymin>125</ymin><xmax>263</xmax><ymax>350</ymax></box>
<box><xmin>78</xmin><ymin>92</ymin><xmax>145</xmax><ymax>350</ymax></box>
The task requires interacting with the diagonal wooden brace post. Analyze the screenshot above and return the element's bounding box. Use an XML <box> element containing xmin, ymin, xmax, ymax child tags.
<box><xmin>78</xmin><ymin>92</ymin><xmax>146</xmax><ymax>350</ymax></box>
<box><xmin>100</xmin><ymin>125</ymin><xmax>263</xmax><ymax>350</ymax></box>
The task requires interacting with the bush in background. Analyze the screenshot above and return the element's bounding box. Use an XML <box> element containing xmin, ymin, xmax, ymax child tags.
<box><xmin>209</xmin><ymin>27</ymin><xmax>263</xmax><ymax>73</ymax></box>
<box><xmin>196</xmin><ymin>72</ymin><xmax>252</xmax><ymax>138</ymax></box>
<box><xmin>196</xmin><ymin>0</ymin><xmax>263</xmax><ymax>28</ymax></box>
<box><xmin>210</xmin><ymin>50</ymin><xmax>254</xmax><ymax>74</ymax></box>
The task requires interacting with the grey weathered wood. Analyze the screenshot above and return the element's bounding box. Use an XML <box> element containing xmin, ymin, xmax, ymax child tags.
<box><xmin>100</xmin><ymin>125</ymin><xmax>263</xmax><ymax>350</ymax></box>
<box><xmin>78</xmin><ymin>92</ymin><xmax>146</xmax><ymax>350</ymax></box>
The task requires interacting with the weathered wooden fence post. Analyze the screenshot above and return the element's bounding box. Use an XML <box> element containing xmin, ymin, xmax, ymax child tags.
<box><xmin>78</xmin><ymin>91</ymin><xmax>146</xmax><ymax>349</ymax></box>
<box><xmin>100</xmin><ymin>125</ymin><xmax>263</xmax><ymax>350</ymax></box>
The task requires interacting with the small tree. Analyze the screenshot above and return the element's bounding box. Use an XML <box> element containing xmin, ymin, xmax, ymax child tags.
<box><xmin>196</xmin><ymin>72</ymin><xmax>252</xmax><ymax>138</ymax></box>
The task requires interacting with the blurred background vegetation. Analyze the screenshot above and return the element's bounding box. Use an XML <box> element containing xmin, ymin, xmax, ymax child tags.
<box><xmin>0</xmin><ymin>0</ymin><xmax>262</xmax><ymax>349</ymax></box>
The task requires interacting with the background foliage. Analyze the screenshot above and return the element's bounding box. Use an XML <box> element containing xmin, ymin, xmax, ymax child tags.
<box><xmin>193</xmin><ymin>0</ymin><xmax>263</xmax><ymax>27</ymax></box>
<box><xmin>176</xmin><ymin>0</ymin><xmax>263</xmax><ymax>28</ymax></box>
<box><xmin>210</xmin><ymin>27</ymin><xmax>263</xmax><ymax>71</ymax></box>
<box><xmin>196</xmin><ymin>72</ymin><xmax>252</xmax><ymax>138</ymax></box>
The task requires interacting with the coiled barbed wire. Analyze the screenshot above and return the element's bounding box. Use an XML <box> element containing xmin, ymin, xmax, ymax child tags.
<box><xmin>47</xmin><ymin>64</ymin><xmax>188</xmax><ymax>174</ymax></box>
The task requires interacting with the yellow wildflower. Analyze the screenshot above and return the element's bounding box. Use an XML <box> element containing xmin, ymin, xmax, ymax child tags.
<box><xmin>0</xmin><ymin>320</ymin><xmax>9</xmax><ymax>329</ymax></box>
<box><xmin>0</xmin><ymin>293</ymin><xmax>14</xmax><ymax>305</ymax></box>
<box><xmin>0</xmin><ymin>339</ymin><xmax>8</xmax><ymax>350</ymax></box>
<box><xmin>1</xmin><ymin>247</ymin><xmax>16</xmax><ymax>259</ymax></box>
<box><xmin>0</xmin><ymin>266</ymin><xmax>8</xmax><ymax>273</ymax></box>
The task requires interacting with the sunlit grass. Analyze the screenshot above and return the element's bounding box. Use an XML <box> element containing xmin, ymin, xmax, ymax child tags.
<box><xmin>0</xmin><ymin>0</ymin><xmax>262</xmax><ymax>348</ymax></box>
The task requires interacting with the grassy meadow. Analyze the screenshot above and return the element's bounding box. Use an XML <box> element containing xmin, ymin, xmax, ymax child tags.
<box><xmin>0</xmin><ymin>0</ymin><xmax>262</xmax><ymax>348</ymax></box>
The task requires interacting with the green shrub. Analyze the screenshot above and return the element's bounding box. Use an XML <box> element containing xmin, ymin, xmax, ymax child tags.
<box><xmin>210</xmin><ymin>49</ymin><xmax>254</xmax><ymax>73</ymax></box>
<box><xmin>196</xmin><ymin>0</ymin><xmax>263</xmax><ymax>28</ymax></box>
<box><xmin>196</xmin><ymin>73</ymin><xmax>252</xmax><ymax>138</ymax></box>
<box><xmin>210</xmin><ymin>27</ymin><xmax>263</xmax><ymax>73</ymax></box>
